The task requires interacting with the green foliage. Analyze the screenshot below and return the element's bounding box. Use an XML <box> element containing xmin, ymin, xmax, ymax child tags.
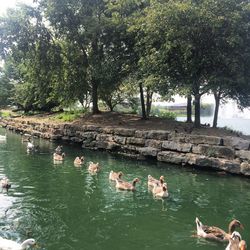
<box><xmin>150</xmin><ymin>107</ymin><xmax>176</xmax><ymax>120</ymax></box>
<box><xmin>53</xmin><ymin>110</ymin><xmax>85</xmax><ymax>122</ymax></box>
<box><xmin>0</xmin><ymin>0</ymin><xmax>250</xmax><ymax>122</ymax></box>
<box><xmin>0</xmin><ymin>110</ymin><xmax>11</xmax><ymax>118</ymax></box>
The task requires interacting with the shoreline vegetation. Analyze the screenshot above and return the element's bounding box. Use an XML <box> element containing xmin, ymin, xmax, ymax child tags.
<box><xmin>0</xmin><ymin>108</ymin><xmax>247</xmax><ymax>138</ymax></box>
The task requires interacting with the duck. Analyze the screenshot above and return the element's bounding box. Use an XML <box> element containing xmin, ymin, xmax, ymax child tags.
<box><xmin>0</xmin><ymin>237</ymin><xmax>36</xmax><ymax>250</ymax></box>
<box><xmin>88</xmin><ymin>162</ymin><xmax>100</xmax><ymax>173</ymax></box>
<box><xmin>109</xmin><ymin>171</ymin><xmax>123</xmax><ymax>181</ymax></box>
<box><xmin>226</xmin><ymin>231</ymin><xmax>247</xmax><ymax>250</ymax></box>
<box><xmin>152</xmin><ymin>183</ymin><xmax>169</xmax><ymax>198</ymax></box>
<box><xmin>1</xmin><ymin>177</ymin><xmax>11</xmax><ymax>192</ymax></box>
<box><xmin>26</xmin><ymin>141</ymin><xmax>35</xmax><ymax>152</ymax></box>
<box><xmin>147</xmin><ymin>175</ymin><xmax>164</xmax><ymax>188</ymax></box>
<box><xmin>53</xmin><ymin>152</ymin><xmax>65</xmax><ymax>161</ymax></box>
<box><xmin>0</xmin><ymin>134</ymin><xmax>6</xmax><ymax>141</ymax></box>
<box><xmin>115</xmin><ymin>178</ymin><xmax>139</xmax><ymax>191</ymax></box>
<box><xmin>195</xmin><ymin>217</ymin><xmax>244</xmax><ymax>242</ymax></box>
<box><xmin>74</xmin><ymin>156</ymin><xmax>84</xmax><ymax>165</ymax></box>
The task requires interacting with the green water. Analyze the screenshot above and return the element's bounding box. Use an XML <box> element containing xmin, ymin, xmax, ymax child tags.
<box><xmin>0</xmin><ymin>128</ymin><xmax>249</xmax><ymax>250</ymax></box>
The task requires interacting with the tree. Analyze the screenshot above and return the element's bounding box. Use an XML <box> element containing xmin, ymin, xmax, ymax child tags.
<box><xmin>40</xmin><ymin>0</ymin><xmax>133</xmax><ymax>114</ymax></box>
<box><xmin>131</xmin><ymin>0</ymin><xmax>250</xmax><ymax>127</ymax></box>
<box><xmin>0</xmin><ymin>4</ymin><xmax>62</xmax><ymax>111</ymax></box>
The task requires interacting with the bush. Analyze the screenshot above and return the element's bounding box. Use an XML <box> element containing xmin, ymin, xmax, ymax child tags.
<box><xmin>150</xmin><ymin>107</ymin><xmax>177</xmax><ymax>120</ymax></box>
<box><xmin>157</xmin><ymin>110</ymin><xmax>177</xmax><ymax>120</ymax></box>
<box><xmin>54</xmin><ymin>110</ymin><xmax>84</xmax><ymax>122</ymax></box>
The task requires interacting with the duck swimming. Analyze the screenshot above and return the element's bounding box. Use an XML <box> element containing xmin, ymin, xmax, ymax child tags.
<box><xmin>74</xmin><ymin>156</ymin><xmax>84</xmax><ymax>165</ymax></box>
<box><xmin>152</xmin><ymin>183</ymin><xmax>169</xmax><ymax>198</ymax></box>
<box><xmin>195</xmin><ymin>217</ymin><xmax>244</xmax><ymax>242</ymax></box>
<box><xmin>0</xmin><ymin>237</ymin><xmax>36</xmax><ymax>250</ymax></box>
<box><xmin>109</xmin><ymin>171</ymin><xmax>123</xmax><ymax>181</ymax></box>
<box><xmin>53</xmin><ymin>152</ymin><xmax>65</xmax><ymax>161</ymax></box>
<box><xmin>88</xmin><ymin>162</ymin><xmax>100</xmax><ymax>173</ymax></box>
<box><xmin>1</xmin><ymin>177</ymin><xmax>11</xmax><ymax>192</ymax></box>
<box><xmin>225</xmin><ymin>231</ymin><xmax>247</xmax><ymax>250</ymax></box>
<box><xmin>115</xmin><ymin>178</ymin><xmax>139</xmax><ymax>191</ymax></box>
<box><xmin>147</xmin><ymin>175</ymin><xmax>164</xmax><ymax>188</ymax></box>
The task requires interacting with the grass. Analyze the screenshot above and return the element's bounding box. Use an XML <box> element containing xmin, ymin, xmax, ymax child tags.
<box><xmin>0</xmin><ymin>110</ymin><xmax>13</xmax><ymax>118</ymax></box>
<box><xmin>53</xmin><ymin>110</ymin><xmax>84</xmax><ymax>122</ymax></box>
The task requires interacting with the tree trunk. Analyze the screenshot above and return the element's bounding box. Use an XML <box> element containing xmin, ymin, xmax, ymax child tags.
<box><xmin>146</xmin><ymin>87</ymin><xmax>153</xmax><ymax>117</ymax></box>
<box><xmin>139</xmin><ymin>82</ymin><xmax>147</xmax><ymax>119</ymax></box>
<box><xmin>194</xmin><ymin>94</ymin><xmax>201</xmax><ymax>128</ymax></box>
<box><xmin>92</xmin><ymin>80</ymin><xmax>100</xmax><ymax>114</ymax></box>
<box><xmin>213</xmin><ymin>92</ymin><xmax>220</xmax><ymax>128</ymax></box>
<box><xmin>186</xmin><ymin>94</ymin><xmax>192</xmax><ymax>123</ymax></box>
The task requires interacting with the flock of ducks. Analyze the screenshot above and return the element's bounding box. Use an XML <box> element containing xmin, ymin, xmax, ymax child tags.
<box><xmin>0</xmin><ymin>136</ymin><xmax>248</xmax><ymax>249</ymax></box>
<box><xmin>53</xmin><ymin>145</ymin><xmax>248</xmax><ymax>250</ymax></box>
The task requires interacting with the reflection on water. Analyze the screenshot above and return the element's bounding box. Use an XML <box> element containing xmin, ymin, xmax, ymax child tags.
<box><xmin>0</xmin><ymin>128</ymin><xmax>250</xmax><ymax>250</ymax></box>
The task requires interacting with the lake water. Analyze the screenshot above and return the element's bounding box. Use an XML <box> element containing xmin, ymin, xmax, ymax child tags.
<box><xmin>177</xmin><ymin>116</ymin><xmax>250</xmax><ymax>136</ymax></box>
<box><xmin>0</xmin><ymin>128</ymin><xmax>250</xmax><ymax>250</ymax></box>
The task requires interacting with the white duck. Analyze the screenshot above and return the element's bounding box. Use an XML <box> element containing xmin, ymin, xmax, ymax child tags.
<box><xmin>27</xmin><ymin>141</ymin><xmax>35</xmax><ymax>152</ymax></box>
<box><xmin>0</xmin><ymin>134</ymin><xmax>6</xmax><ymax>141</ymax></box>
<box><xmin>226</xmin><ymin>231</ymin><xmax>247</xmax><ymax>250</ymax></box>
<box><xmin>0</xmin><ymin>237</ymin><xmax>36</xmax><ymax>250</ymax></box>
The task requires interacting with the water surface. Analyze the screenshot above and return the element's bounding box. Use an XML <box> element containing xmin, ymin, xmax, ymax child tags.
<box><xmin>0</xmin><ymin>128</ymin><xmax>249</xmax><ymax>250</ymax></box>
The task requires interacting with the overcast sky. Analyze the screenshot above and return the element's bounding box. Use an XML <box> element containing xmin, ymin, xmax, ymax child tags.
<box><xmin>0</xmin><ymin>0</ymin><xmax>34</xmax><ymax>15</ymax></box>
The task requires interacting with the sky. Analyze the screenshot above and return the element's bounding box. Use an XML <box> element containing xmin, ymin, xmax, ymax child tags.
<box><xmin>0</xmin><ymin>0</ymin><xmax>34</xmax><ymax>15</ymax></box>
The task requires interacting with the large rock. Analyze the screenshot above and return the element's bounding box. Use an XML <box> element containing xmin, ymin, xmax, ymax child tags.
<box><xmin>126</xmin><ymin>137</ymin><xmax>145</xmax><ymax>146</ymax></box>
<box><xmin>135</xmin><ymin>130</ymin><xmax>149</xmax><ymax>138</ymax></box>
<box><xmin>113</xmin><ymin>136</ymin><xmax>126</xmax><ymax>145</ymax></box>
<box><xmin>223</xmin><ymin>136</ymin><xmax>250</xmax><ymax>150</ymax></box>
<box><xmin>82</xmin><ymin>125</ymin><xmax>101</xmax><ymax>132</ymax></box>
<box><xmin>162</xmin><ymin>141</ymin><xmax>192</xmax><ymax>153</ymax></box>
<box><xmin>101</xmin><ymin>127</ymin><xmax>115</xmax><ymax>134</ymax></box>
<box><xmin>192</xmin><ymin>144</ymin><xmax>235</xmax><ymax>159</ymax></box>
<box><xmin>240</xmin><ymin>162</ymin><xmax>250</xmax><ymax>176</ymax></box>
<box><xmin>218</xmin><ymin>159</ymin><xmax>241</xmax><ymax>174</ymax></box>
<box><xmin>145</xmin><ymin>139</ymin><xmax>162</xmax><ymax>149</ymax></box>
<box><xmin>235</xmin><ymin>150</ymin><xmax>250</xmax><ymax>161</ymax></box>
<box><xmin>114</xmin><ymin>128</ymin><xmax>135</xmax><ymax>137</ymax></box>
<box><xmin>157</xmin><ymin>151</ymin><xmax>187</xmax><ymax>164</ymax></box>
<box><xmin>146</xmin><ymin>130</ymin><xmax>169</xmax><ymax>140</ymax></box>
<box><xmin>96</xmin><ymin>134</ymin><xmax>113</xmax><ymax>142</ymax></box>
<box><xmin>139</xmin><ymin>147</ymin><xmax>159</xmax><ymax>157</ymax></box>
<box><xmin>186</xmin><ymin>153</ymin><xmax>221</xmax><ymax>169</ymax></box>
<box><xmin>186</xmin><ymin>135</ymin><xmax>223</xmax><ymax>145</ymax></box>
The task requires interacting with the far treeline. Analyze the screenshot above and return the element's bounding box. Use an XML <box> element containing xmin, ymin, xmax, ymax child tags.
<box><xmin>0</xmin><ymin>0</ymin><xmax>250</xmax><ymax>128</ymax></box>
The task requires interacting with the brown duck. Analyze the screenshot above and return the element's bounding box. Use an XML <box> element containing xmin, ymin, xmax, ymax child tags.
<box><xmin>196</xmin><ymin>217</ymin><xmax>244</xmax><ymax>242</ymax></box>
<box><xmin>115</xmin><ymin>178</ymin><xmax>139</xmax><ymax>191</ymax></box>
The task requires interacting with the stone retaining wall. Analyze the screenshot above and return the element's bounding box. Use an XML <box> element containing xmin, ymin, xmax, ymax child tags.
<box><xmin>1</xmin><ymin>118</ymin><xmax>250</xmax><ymax>176</ymax></box>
